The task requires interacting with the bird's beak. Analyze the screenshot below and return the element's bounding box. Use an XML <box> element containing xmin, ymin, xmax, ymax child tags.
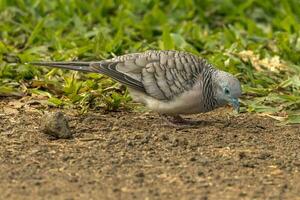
<box><xmin>231</xmin><ymin>98</ymin><xmax>240</xmax><ymax>113</ymax></box>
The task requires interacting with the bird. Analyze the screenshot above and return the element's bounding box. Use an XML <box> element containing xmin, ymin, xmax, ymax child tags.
<box><xmin>31</xmin><ymin>50</ymin><xmax>242</xmax><ymax>125</ymax></box>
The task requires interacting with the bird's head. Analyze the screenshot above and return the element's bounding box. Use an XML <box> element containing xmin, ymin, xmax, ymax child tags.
<box><xmin>213</xmin><ymin>71</ymin><xmax>242</xmax><ymax>112</ymax></box>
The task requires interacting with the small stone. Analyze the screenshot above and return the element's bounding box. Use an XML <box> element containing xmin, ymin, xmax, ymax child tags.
<box><xmin>111</xmin><ymin>126</ymin><xmax>119</xmax><ymax>131</ymax></box>
<box><xmin>242</xmin><ymin>161</ymin><xmax>255</xmax><ymax>168</ymax></box>
<box><xmin>257</xmin><ymin>152</ymin><xmax>271</xmax><ymax>160</ymax></box>
<box><xmin>238</xmin><ymin>152</ymin><xmax>247</xmax><ymax>160</ymax></box>
<box><xmin>190</xmin><ymin>157</ymin><xmax>197</xmax><ymax>162</ymax></box>
<box><xmin>135</xmin><ymin>171</ymin><xmax>145</xmax><ymax>178</ymax></box>
<box><xmin>293</xmin><ymin>161</ymin><xmax>300</xmax><ymax>167</ymax></box>
<box><xmin>161</xmin><ymin>134</ymin><xmax>169</xmax><ymax>141</ymax></box>
<box><xmin>270</xmin><ymin>169</ymin><xmax>283</xmax><ymax>176</ymax></box>
<box><xmin>197</xmin><ymin>171</ymin><xmax>204</xmax><ymax>176</ymax></box>
<box><xmin>41</xmin><ymin>111</ymin><xmax>72</xmax><ymax>139</ymax></box>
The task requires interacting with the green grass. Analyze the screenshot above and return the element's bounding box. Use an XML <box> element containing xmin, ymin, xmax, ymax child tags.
<box><xmin>1</xmin><ymin>0</ymin><xmax>300</xmax><ymax>123</ymax></box>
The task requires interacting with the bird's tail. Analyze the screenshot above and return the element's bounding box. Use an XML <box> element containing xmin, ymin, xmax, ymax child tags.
<box><xmin>29</xmin><ymin>61</ymin><xmax>97</xmax><ymax>73</ymax></box>
<box><xmin>30</xmin><ymin>60</ymin><xmax>146</xmax><ymax>92</ymax></box>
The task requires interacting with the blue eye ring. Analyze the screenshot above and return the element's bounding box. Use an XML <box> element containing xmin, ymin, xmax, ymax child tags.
<box><xmin>224</xmin><ymin>87</ymin><xmax>230</xmax><ymax>95</ymax></box>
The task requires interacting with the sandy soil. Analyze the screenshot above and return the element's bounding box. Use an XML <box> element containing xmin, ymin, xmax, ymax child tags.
<box><xmin>0</xmin><ymin>98</ymin><xmax>300</xmax><ymax>200</ymax></box>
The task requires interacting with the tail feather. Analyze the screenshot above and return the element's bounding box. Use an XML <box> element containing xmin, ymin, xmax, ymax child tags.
<box><xmin>30</xmin><ymin>61</ymin><xmax>146</xmax><ymax>92</ymax></box>
<box><xmin>29</xmin><ymin>61</ymin><xmax>96</xmax><ymax>73</ymax></box>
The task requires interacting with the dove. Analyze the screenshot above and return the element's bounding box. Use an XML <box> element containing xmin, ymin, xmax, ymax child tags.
<box><xmin>31</xmin><ymin>50</ymin><xmax>242</xmax><ymax>124</ymax></box>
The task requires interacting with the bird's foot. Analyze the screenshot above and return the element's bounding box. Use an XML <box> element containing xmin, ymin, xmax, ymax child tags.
<box><xmin>160</xmin><ymin>114</ymin><xmax>202</xmax><ymax>126</ymax></box>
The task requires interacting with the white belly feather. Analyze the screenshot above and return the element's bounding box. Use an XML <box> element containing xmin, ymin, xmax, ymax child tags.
<box><xmin>129</xmin><ymin>83</ymin><xmax>205</xmax><ymax>115</ymax></box>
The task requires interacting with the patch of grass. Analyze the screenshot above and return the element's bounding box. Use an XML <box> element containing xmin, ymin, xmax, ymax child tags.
<box><xmin>0</xmin><ymin>0</ymin><xmax>300</xmax><ymax>123</ymax></box>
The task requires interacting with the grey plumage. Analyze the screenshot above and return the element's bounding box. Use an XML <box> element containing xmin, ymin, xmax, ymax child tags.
<box><xmin>31</xmin><ymin>50</ymin><xmax>242</xmax><ymax>122</ymax></box>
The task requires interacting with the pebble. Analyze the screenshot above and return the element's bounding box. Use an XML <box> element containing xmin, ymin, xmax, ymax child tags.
<box><xmin>41</xmin><ymin>111</ymin><xmax>72</xmax><ymax>139</ymax></box>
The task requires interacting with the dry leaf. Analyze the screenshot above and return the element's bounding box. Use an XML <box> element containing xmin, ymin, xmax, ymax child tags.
<box><xmin>237</xmin><ymin>50</ymin><xmax>288</xmax><ymax>72</ymax></box>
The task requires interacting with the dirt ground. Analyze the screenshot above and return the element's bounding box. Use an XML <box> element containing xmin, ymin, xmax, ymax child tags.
<box><xmin>0</xmin><ymin>97</ymin><xmax>300</xmax><ymax>200</ymax></box>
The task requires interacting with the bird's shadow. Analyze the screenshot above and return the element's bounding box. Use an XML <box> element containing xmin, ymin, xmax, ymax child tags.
<box><xmin>159</xmin><ymin>118</ymin><xmax>217</xmax><ymax>129</ymax></box>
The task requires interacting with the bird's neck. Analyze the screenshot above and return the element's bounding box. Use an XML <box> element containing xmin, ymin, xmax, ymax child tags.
<box><xmin>202</xmin><ymin>68</ymin><xmax>218</xmax><ymax>111</ymax></box>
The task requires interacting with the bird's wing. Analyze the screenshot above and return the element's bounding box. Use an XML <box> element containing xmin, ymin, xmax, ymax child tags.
<box><xmin>91</xmin><ymin>50</ymin><xmax>208</xmax><ymax>100</ymax></box>
<box><xmin>141</xmin><ymin>50</ymin><xmax>206</xmax><ymax>100</ymax></box>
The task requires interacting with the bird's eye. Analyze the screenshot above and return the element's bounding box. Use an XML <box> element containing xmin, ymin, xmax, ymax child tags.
<box><xmin>224</xmin><ymin>87</ymin><xmax>230</xmax><ymax>95</ymax></box>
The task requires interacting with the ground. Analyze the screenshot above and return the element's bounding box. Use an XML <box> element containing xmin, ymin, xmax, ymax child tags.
<box><xmin>0</xmin><ymin>97</ymin><xmax>300</xmax><ymax>200</ymax></box>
